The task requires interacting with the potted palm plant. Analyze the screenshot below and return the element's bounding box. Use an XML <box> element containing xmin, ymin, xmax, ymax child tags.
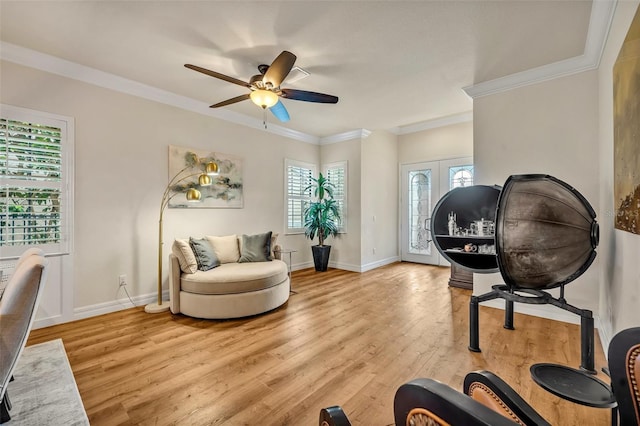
<box><xmin>304</xmin><ymin>172</ymin><xmax>341</xmax><ymax>272</ymax></box>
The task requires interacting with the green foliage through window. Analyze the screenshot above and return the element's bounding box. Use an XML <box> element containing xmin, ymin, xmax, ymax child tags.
<box><xmin>1</xmin><ymin>118</ymin><xmax>63</xmax><ymax>247</ymax></box>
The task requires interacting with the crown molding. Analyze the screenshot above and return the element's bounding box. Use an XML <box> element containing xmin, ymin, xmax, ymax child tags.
<box><xmin>319</xmin><ymin>128</ymin><xmax>372</xmax><ymax>145</ymax></box>
<box><xmin>391</xmin><ymin>111</ymin><xmax>473</xmax><ymax>135</ymax></box>
<box><xmin>0</xmin><ymin>41</ymin><xmax>320</xmax><ymax>144</ymax></box>
<box><xmin>463</xmin><ymin>0</ymin><xmax>617</xmax><ymax>99</ymax></box>
<box><xmin>1</xmin><ymin>0</ymin><xmax>617</xmax><ymax>139</ymax></box>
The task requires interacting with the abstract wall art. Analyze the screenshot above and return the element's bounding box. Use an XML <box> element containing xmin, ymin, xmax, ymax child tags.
<box><xmin>168</xmin><ymin>145</ymin><xmax>243</xmax><ymax>209</ymax></box>
<box><xmin>613</xmin><ymin>7</ymin><xmax>640</xmax><ymax>235</ymax></box>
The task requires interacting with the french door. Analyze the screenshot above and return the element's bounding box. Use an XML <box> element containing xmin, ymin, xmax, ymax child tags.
<box><xmin>400</xmin><ymin>158</ymin><xmax>473</xmax><ymax>265</ymax></box>
<box><xmin>400</xmin><ymin>162</ymin><xmax>440</xmax><ymax>264</ymax></box>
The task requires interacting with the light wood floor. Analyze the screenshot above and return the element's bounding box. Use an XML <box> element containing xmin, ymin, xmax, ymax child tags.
<box><xmin>28</xmin><ymin>262</ymin><xmax>610</xmax><ymax>425</ymax></box>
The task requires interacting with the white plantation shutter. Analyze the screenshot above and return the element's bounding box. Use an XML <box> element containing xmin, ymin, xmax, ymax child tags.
<box><xmin>285</xmin><ymin>159</ymin><xmax>316</xmax><ymax>233</ymax></box>
<box><xmin>0</xmin><ymin>105</ymin><xmax>73</xmax><ymax>257</ymax></box>
<box><xmin>324</xmin><ymin>161</ymin><xmax>347</xmax><ymax>233</ymax></box>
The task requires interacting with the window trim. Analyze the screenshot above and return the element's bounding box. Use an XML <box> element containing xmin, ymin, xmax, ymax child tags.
<box><xmin>323</xmin><ymin>160</ymin><xmax>348</xmax><ymax>233</ymax></box>
<box><xmin>1</xmin><ymin>104</ymin><xmax>74</xmax><ymax>259</ymax></box>
<box><xmin>284</xmin><ymin>158</ymin><xmax>317</xmax><ymax>235</ymax></box>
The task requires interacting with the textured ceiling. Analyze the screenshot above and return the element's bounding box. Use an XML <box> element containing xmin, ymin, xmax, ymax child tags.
<box><xmin>0</xmin><ymin>1</ymin><xmax>593</xmax><ymax>138</ymax></box>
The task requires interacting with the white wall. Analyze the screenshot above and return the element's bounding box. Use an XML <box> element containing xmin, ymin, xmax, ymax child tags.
<box><xmin>1</xmin><ymin>60</ymin><xmax>318</xmax><ymax>315</ymax></box>
<box><xmin>398</xmin><ymin>121</ymin><xmax>473</xmax><ymax>164</ymax></box>
<box><xmin>597</xmin><ymin>1</ymin><xmax>640</xmax><ymax>349</ymax></box>
<box><xmin>320</xmin><ymin>138</ymin><xmax>362</xmax><ymax>271</ymax></box>
<box><xmin>473</xmin><ymin>70</ymin><xmax>601</xmax><ymax>317</ymax></box>
<box><xmin>361</xmin><ymin>130</ymin><xmax>399</xmax><ymax>269</ymax></box>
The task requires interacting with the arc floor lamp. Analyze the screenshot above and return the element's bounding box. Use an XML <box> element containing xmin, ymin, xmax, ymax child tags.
<box><xmin>144</xmin><ymin>157</ymin><xmax>219</xmax><ymax>313</ymax></box>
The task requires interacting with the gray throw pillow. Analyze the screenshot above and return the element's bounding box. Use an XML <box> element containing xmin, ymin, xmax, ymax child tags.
<box><xmin>189</xmin><ymin>237</ymin><xmax>220</xmax><ymax>271</ymax></box>
<box><xmin>238</xmin><ymin>231</ymin><xmax>272</xmax><ymax>263</ymax></box>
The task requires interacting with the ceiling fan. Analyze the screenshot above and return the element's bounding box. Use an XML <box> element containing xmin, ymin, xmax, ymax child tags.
<box><xmin>185</xmin><ymin>51</ymin><xmax>338</xmax><ymax>123</ymax></box>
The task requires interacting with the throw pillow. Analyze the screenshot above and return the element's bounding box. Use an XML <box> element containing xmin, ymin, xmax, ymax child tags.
<box><xmin>206</xmin><ymin>234</ymin><xmax>240</xmax><ymax>264</ymax></box>
<box><xmin>239</xmin><ymin>231</ymin><xmax>273</xmax><ymax>263</ymax></box>
<box><xmin>270</xmin><ymin>232</ymin><xmax>279</xmax><ymax>259</ymax></box>
<box><xmin>189</xmin><ymin>237</ymin><xmax>220</xmax><ymax>271</ymax></box>
<box><xmin>238</xmin><ymin>232</ymin><xmax>278</xmax><ymax>259</ymax></box>
<box><xmin>172</xmin><ymin>239</ymin><xmax>198</xmax><ymax>274</ymax></box>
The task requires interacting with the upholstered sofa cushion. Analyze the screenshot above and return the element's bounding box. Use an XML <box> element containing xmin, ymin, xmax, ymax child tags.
<box><xmin>180</xmin><ymin>260</ymin><xmax>288</xmax><ymax>295</ymax></box>
<box><xmin>206</xmin><ymin>234</ymin><xmax>240</xmax><ymax>264</ymax></box>
<box><xmin>172</xmin><ymin>239</ymin><xmax>198</xmax><ymax>273</ymax></box>
<box><xmin>189</xmin><ymin>237</ymin><xmax>220</xmax><ymax>271</ymax></box>
<box><xmin>238</xmin><ymin>233</ymin><xmax>279</xmax><ymax>259</ymax></box>
<box><xmin>239</xmin><ymin>231</ymin><xmax>272</xmax><ymax>263</ymax></box>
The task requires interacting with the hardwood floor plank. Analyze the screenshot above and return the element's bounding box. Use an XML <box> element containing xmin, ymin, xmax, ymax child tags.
<box><xmin>27</xmin><ymin>262</ymin><xmax>610</xmax><ymax>425</ymax></box>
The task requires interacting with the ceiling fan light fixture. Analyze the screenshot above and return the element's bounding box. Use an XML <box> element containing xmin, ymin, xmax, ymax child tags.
<box><xmin>250</xmin><ymin>89</ymin><xmax>279</xmax><ymax>109</ymax></box>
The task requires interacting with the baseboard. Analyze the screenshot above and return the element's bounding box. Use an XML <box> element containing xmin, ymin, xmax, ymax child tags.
<box><xmin>360</xmin><ymin>256</ymin><xmax>400</xmax><ymax>272</ymax></box>
<box><xmin>596</xmin><ymin>317</ymin><xmax>613</xmax><ymax>360</ymax></box>
<box><xmin>328</xmin><ymin>256</ymin><xmax>398</xmax><ymax>272</ymax></box>
<box><xmin>72</xmin><ymin>290</ymin><xmax>169</xmax><ymax>321</ymax></box>
<box><xmin>33</xmin><ymin>314</ymin><xmax>64</xmax><ymax>330</ymax></box>
<box><xmin>291</xmin><ymin>261</ymin><xmax>314</xmax><ymax>271</ymax></box>
<box><xmin>293</xmin><ymin>256</ymin><xmax>399</xmax><ymax>273</ymax></box>
<box><xmin>328</xmin><ymin>260</ymin><xmax>362</xmax><ymax>272</ymax></box>
<box><xmin>481</xmin><ymin>299</ymin><xmax>585</xmax><ymax>325</ymax></box>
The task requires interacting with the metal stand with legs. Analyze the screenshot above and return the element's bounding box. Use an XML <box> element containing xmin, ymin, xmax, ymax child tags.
<box><xmin>275</xmin><ymin>249</ymin><xmax>297</xmax><ymax>294</ymax></box>
<box><xmin>469</xmin><ymin>284</ymin><xmax>595</xmax><ymax>374</ymax></box>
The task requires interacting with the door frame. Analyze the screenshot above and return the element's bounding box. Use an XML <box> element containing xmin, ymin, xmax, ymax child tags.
<box><xmin>399</xmin><ymin>157</ymin><xmax>473</xmax><ymax>266</ymax></box>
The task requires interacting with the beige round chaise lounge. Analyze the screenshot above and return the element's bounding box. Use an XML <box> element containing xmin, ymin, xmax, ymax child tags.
<box><xmin>169</xmin><ymin>233</ymin><xmax>290</xmax><ymax>319</ymax></box>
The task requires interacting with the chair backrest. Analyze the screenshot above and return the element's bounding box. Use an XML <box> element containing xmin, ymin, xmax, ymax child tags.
<box><xmin>609</xmin><ymin>327</ymin><xmax>640</xmax><ymax>426</ymax></box>
<box><xmin>394</xmin><ymin>378</ymin><xmax>520</xmax><ymax>426</ymax></box>
<box><xmin>464</xmin><ymin>371</ymin><xmax>551</xmax><ymax>426</ymax></box>
<box><xmin>14</xmin><ymin>248</ymin><xmax>45</xmax><ymax>270</ymax></box>
<box><xmin>0</xmin><ymin>254</ymin><xmax>48</xmax><ymax>401</ymax></box>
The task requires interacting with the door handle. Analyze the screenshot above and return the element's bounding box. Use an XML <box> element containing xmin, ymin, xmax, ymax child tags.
<box><xmin>424</xmin><ymin>218</ymin><xmax>432</xmax><ymax>243</ymax></box>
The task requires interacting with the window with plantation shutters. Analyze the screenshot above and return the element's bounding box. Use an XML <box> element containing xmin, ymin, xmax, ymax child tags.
<box><xmin>285</xmin><ymin>159</ymin><xmax>316</xmax><ymax>233</ymax></box>
<box><xmin>324</xmin><ymin>161</ymin><xmax>347</xmax><ymax>233</ymax></box>
<box><xmin>1</xmin><ymin>105</ymin><xmax>73</xmax><ymax>257</ymax></box>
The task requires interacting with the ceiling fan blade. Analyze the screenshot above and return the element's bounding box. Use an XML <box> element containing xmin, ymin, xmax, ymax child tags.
<box><xmin>269</xmin><ymin>100</ymin><xmax>290</xmax><ymax>122</ymax></box>
<box><xmin>185</xmin><ymin>64</ymin><xmax>251</xmax><ymax>88</ymax></box>
<box><xmin>281</xmin><ymin>89</ymin><xmax>339</xmax><ymax>104</ymax></box>
<box><xmin>263</xmin><ymin>51</ymin><xmax>296</xmax><ymax>88</ymax></box>
<box><xmin>209</xmin><ymin>94</ymin><xmax>250</xmax><ymax>108</ymax></box>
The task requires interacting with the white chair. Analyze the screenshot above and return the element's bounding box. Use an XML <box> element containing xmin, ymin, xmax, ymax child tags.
<box><xmin>14</xmin><ymin>248</ymin><xmax>44</xmax><ymax>271</ymax></box>
<box><xmin>0</xmin><ymin>253</ymin><xmax>48</xmax><ymax>422</ymax></box>
<box><xmin>0</xmin><ymin>248</ymin><xmax>43</xmax><ymax>298</ymax></box>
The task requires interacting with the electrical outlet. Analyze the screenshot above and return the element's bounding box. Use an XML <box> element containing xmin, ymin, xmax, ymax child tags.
<box><xmin>373</xmin><ymin>247</ymin><xmax>376</xmax><ymax>254</ymax></box>
<box><xmin>118</xmin><ymin>274</ymin><xmax>127</xmax><ymax>287</ymax></box>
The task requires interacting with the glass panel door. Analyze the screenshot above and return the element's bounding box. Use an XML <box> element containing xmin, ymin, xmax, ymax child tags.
<box><xmin>401</xmin><ymin>162</ymin><xmax>440</xmax><ymax>264</ymax></box>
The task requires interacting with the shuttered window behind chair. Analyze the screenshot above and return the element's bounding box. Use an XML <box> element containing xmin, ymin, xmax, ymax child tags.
<box><xmin>0</xmin><ymin>105</ymin><xmax>73</xmax><ymax>258</ymax></box>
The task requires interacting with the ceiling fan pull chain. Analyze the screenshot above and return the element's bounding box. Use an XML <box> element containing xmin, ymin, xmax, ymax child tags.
<box><xmin>263</xmin><ymin>108</ymin><xmax>268</xmax><ymax>129</ymax></box>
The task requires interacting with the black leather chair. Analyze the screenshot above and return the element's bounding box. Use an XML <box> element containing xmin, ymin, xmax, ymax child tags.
<box><xmin>608</xmin><ymin>326</ymin><xmax>640</xmax><ymax>426</ymax></box>
<box><xmin>0</xmin><ymin>251</ymin><xmax>48</xmax><ymax>422</ymax></box>
<box><xmin>320</xmin><ymin>370</ymin><xmax>549</xmax><ymax>426</ymax></box>
<box><xmin>394</xmin><ymin>377</ymin><xmax>527</xmax><ymax>426</ymax></box>
<box><xmin>463</xmin><ymin>371</ymin><xmax>551</xmax><ymax>426</ymax></box>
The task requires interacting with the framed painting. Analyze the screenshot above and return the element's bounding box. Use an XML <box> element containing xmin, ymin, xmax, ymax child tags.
<box><xmin>168</xmin><ymin>145</ymin><xmax>243</xmax><ymax>208</ymax></box>
<box><xmin>613</xmin><ymin>7</ymin><xmax>640</xmax><ymax>234</ymax></box>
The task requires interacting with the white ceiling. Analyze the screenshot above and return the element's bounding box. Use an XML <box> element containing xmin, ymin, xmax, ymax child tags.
<box><xmin>0</xmin><ymin>1</ymin><xmax>597</xmax><ymax>139</ymax></box>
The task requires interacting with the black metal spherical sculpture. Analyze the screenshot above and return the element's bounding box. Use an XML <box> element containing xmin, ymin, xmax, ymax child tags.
<box><xmin>432</xmin><ymin>173</ymin><xmax>601</xmax><ymax>373</ymax></box>
<box><xmin>495</xmin><ymin>174</ymin><xmax>599</xmax><ymax>290</ymax></box>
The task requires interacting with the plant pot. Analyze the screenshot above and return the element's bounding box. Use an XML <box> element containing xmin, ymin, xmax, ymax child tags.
<box><xmin>311</xmin><ymin>245</ymin><xmax>331</xmax><ymax>272</ymax></box>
